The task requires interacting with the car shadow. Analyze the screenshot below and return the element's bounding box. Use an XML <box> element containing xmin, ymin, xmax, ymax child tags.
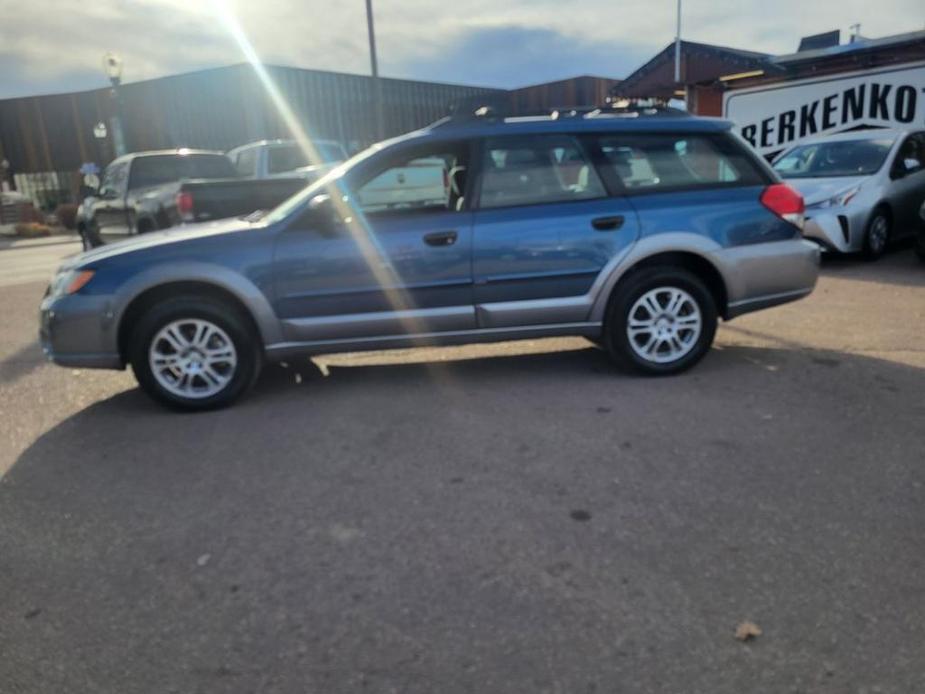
<box><xmin>0</xmin><ymin>341</ymin><xmax>45</xmax><ymax>385</ymax></box>
<box><xmin>3</xmin><ymin>343</ymin><xmax>925</xmax><ymax>691</ymax></box>
<box><xmin>819</xmin><ymin>241</ymin><xmax>924</xmax><ymax>287</ymax></box>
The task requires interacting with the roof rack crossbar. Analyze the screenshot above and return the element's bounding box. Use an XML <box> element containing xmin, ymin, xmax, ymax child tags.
<box><xmin>431</xmin><ymin>98</ymin><xmax>688</xmax><ymax>129</ymax></box>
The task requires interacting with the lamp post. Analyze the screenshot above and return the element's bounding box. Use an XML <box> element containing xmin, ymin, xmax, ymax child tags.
<box><xmin>365</xmin><ymin>0</ymin><xmax>385</xmax><ymax>141</ymax></box>
<box><xmin>102</xmin><ymin>53</ymin><xmax>127</xmax><ymax>157</ymax></box>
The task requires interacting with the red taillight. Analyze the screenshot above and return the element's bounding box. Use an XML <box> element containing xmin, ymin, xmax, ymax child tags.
<box><xmin>760</xmin><ymin>183</ymin><xmax>805</xmax><ymax>230</ymax></box>
<box><xmin>442</xmin><ymin>168</ymin><xmax>449</xmax><ymax>191</ymax></box>
<box><xmin>176</xmin><ymin>191</ymin><xmax>194</xmax><ymax>222</ymax></box>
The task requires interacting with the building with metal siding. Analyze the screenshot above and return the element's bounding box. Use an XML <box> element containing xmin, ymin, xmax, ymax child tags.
<box><xmin>0</xmin><ymin>63</ymin><xmax>504</xmax><ymax>177</ymax></box>
<box><xmin>509</xmin><ymin>75</ymin><xmax>621</xmax><ymax>114</ymax></box>
<box><xmin>613</xmin><ymin>29</ymin><xmax>925</xmax><ymax>119</ymax></box>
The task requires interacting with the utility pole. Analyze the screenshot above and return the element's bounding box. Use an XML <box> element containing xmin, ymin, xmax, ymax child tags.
<box><xmin>674</xmin><ymin>0</ymin><xmax>682</xmax><ymax>83</ymax></box>
<box><xmin>365</xmin><ymin>0</ymin><xmax>385</xmax><ymax>141</ymax></box>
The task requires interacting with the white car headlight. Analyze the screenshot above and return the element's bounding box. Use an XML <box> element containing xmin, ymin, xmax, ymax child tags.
<box><xmin>812</xmin><ymin>186</ymin><xmax>861</xmax><ymax>210</ymax></box>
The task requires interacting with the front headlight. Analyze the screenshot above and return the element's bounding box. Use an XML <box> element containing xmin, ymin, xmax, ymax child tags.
<box><xmin>50</xmin><ymin>268</ymin><xmax>95</xmax><ymax>297</ymax></box>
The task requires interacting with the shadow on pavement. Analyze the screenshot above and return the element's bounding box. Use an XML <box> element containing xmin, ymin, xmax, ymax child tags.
<box><xmin>819</xmin><ymin>244</ymin><xmax>925</xmax><ymax>288</ymax></box>
<box><xmin>0</xmin><ymin>341</ymin><xmax>44</xmax><ymax>385</ymax></box>
<box><xmin>2</xmin><ymin>344</ymin><xmax>925</xmax><ymax>693</ymax></box>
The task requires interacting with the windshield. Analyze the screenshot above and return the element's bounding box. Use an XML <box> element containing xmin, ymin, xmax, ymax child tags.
<box><xmin>773</xmin><ymin>138</ymin><xmax>894</xmax><ymax>178</ymax></box>
<box><xmin>263</xmin><ymin>144</ymin><xmax>380</xmax><ymax>224</ymax></box>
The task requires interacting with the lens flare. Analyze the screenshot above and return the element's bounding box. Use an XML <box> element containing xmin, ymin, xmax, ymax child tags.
<box><xmin>209</xmin><ymin>0</ymin><xmax>434</xmax><ymax>342</ymax></box>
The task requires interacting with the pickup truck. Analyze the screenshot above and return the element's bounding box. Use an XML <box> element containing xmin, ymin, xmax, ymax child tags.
<box><xmin>77</xmin><ymin>149</ymin><xmax>306</xmax><ymax>248</ymax></box>
<box><xmin>227</xmin><ymin>139</ymin><xmax>347</xmax><ymax>180</ymax></box>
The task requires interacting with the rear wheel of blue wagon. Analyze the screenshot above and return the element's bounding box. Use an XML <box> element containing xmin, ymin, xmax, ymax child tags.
<box><xmin>605</xmin><ymin>267</ymin><xmax>717</xmax><ymax>375</ymax></box>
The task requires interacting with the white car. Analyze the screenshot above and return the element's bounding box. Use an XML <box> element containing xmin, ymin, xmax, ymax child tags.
<box><xmin>773</xmin><ymin>129</ymin><xmax>925</xmax><ymax>259</ymax></box>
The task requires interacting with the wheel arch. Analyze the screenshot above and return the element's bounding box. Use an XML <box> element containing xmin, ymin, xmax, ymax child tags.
<box><xmin>590</xmin><ymin>237</ymin><xmax>730</xmax><ymax>323</ymax></box>
<box><xmin>113</xmin><ymin>268</ymin><xmax>281</xmax><ymax>364</ymax></box>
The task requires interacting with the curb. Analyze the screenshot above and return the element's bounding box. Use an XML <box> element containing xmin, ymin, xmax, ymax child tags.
<box><xmin>0</xmin><ymin>236</ymin><xmax>81</xmax><ymax>251</ymax></box>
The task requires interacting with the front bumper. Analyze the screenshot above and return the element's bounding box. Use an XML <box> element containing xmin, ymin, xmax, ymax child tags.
<box><xmin>712</xmin><ymin>238</ymin><xmax>821</xmax><ymax>319</ymax></box>
<box><xmin>40</xmin><ymin>291</ymin><xmax>123</xmax><ymax>369</ymax></box>
<box><xmin>802</xmin><ymin>206</ymin><xmax>866</xmax><ymax>254</ymax></box>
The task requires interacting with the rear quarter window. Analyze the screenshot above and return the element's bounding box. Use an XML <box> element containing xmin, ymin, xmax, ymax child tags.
<box><xmin>594</xmin><ymin>133</ymin><xmax>767</xmax><ymax>193</ymax></box>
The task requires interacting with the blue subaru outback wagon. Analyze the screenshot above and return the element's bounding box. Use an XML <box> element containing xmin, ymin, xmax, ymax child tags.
<box><xmin>41</xmin><ymin>106</ymin><xmax>819</xmax><ymax>409</ymax></box>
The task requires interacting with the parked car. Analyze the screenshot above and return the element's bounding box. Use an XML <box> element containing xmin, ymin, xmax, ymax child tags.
<box><xmin>41</xmin><ymin>108</ymin><xmax>819</xmax><ymax>410</ymax></box>
<box><xmin>772</xmin><ymin>129</ymin><xmax>925</xmax><ymax>259</ymax></box>
<box><xmin>76</xmin><ymin>149</ymin><xmax>308</xmax><ymax>249</ymax></box>
<box><xmin>227</xmin><ymin>139</ymin><xmax>347</xmax><ymax>180</ymax></box>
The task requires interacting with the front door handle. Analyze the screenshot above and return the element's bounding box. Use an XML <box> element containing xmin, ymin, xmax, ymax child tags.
<box><xmin>423</xmin><ymin>230</ymin><xmax>458</xmax><ymax>247</ymax></box>
<box><xmin>591</xmin><ymin>215</ymin><xmax>625</xmax><ymax>231</ymax></box>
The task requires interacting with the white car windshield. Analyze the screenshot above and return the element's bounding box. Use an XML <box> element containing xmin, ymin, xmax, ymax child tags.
<box><xmin>773</xmin><ymin>138</ymin><xmax>894</xmax><ymax>178</ymax></box>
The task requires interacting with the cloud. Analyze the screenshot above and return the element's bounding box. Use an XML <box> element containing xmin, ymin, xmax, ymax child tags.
<box><xmin>0</xmin><ymin>0</ymin><xmax>923</xmax><ymax>99</ymax></box>
<box><xmin>388</xmin><ymin>25</ymin><xmax>651</xmax><ymax>88</ymax></box>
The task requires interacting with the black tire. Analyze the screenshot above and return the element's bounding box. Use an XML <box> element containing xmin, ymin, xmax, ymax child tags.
<box><xmin>862</xmin><ymin>208</ymin><xmax>891</xmax><ymax>261</ymax></box>
<box><xmin>79</xmin><ymin>223</ymin><xmax>103</xmax><ymax>250</ymax></box>
<box><xmin>604</xmin><ymin>267</ymin><xmax>718</xmax><ymax>376</ymax></box>
<box><xmin>128</xmin><ymin>296</ymin><xmax>260</xmax><ymax>411</ymax></box>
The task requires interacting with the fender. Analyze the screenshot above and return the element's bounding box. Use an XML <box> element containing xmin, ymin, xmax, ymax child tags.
<box><xmin>587</xmin><ymin>232</ymin><xmax>731</xmax><ymax>323</ymax></box>
<box><xmin>108</xmin><ymin>261</ymin><xmax>284</xmax><ymax>347</ymax></box>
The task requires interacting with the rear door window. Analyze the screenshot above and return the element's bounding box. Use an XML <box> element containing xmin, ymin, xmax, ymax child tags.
<box><xmin>477</xmin><ymin>135</ymin><xmax>606</xmax><ymax>209</ymax></box>
<box><xmin>128</xmin><ymin>156</ymin><xmax>181</xmax><ymax>189</ymax></box>
<box><xmin>594</xmin><ymin>134</ymin><xmax>766</xmax><ymax>192</ymax></box>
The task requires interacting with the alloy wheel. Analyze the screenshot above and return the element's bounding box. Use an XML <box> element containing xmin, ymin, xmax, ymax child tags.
<box><xmin>148</xmin><ymin>319</ymin><xmax>238</xmax><ymax>399</ymax></box>
<box><xmin>626</xmin><ymin>287</ymin><xmax>702</xmax><ymax>364</ymax></box>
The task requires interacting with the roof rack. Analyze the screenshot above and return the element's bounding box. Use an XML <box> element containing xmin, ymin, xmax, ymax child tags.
<box><xmin>432</xmin><ymin>97</ymin><xmax>688</xmax><ymax>129</ymax></box>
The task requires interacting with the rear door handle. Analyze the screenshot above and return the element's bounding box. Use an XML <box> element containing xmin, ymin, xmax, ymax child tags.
<box><xmin>591</xmin><ymin>215</ymin><xmax>625</xmax><ymax>231</ymax></box>
<box><xmin>423</xmin><ymin>230</ymin><xmax>458</xmax><ymax>247</ymax></box>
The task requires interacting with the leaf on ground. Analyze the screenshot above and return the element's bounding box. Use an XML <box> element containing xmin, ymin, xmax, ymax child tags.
<box><xmin>735</xmin><ymin>621</ymin><xmax>762</xmax><ymax>641</ymax></box>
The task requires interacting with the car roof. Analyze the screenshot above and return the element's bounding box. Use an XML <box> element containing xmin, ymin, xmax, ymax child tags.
<box><xmin>387</xmin><ymin>112</ymin><xmax>734</xmax><ymax>146</ymax></box>
<box><xmin>111</xmin><ymin>148</ymin><xmax>224</xmax><ymax>164</ymax></box>
<box><xmin>228</xmin><ymin>138</ymin><xmax>342</xmax><ymax>151</ymax></box>
<box><xmin>788</xmin><ymin>129</ymin><xmax>912</xmax><ymax>146</ymax></box>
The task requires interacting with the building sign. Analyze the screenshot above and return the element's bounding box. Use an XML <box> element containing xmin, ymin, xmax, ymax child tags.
<box><xmin>723</xmin><ymin>62</ymin><xmax>925</xmax><ymax>157</ymax></box>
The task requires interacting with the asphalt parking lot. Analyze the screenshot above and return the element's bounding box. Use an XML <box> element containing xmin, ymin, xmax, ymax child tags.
<box><xmin>1</xmin><ymin>242</ymin><xmax>925</xmax><ymax>693</ymax></box>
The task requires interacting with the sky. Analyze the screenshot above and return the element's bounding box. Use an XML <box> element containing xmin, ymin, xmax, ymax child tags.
<box><xmin>0</xmin><ymin>0</ymin><xmax>923</xmax><ymax>99</ymax></box>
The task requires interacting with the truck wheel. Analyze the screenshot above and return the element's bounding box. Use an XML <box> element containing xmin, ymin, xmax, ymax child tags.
<box><xmin>79</xmin><ymin>223</ymin><xmax>103</xmax><ymax>250</ymax></box>
<box><xmin>128</xmin><ymin>297</ymin><xmax>260</xmax><ymax>411</ymax></box>
<box><xmin>604</xmin><ymin>267</ymin><xmax>717</xmax><ymax>375</ymax></box>
<box><xmin>862</xmin><ymin>209</ymin><xmax>890</xmax><ymax>261</ymax></box>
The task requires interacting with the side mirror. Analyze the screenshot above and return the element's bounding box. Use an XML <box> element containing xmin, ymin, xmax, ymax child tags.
<box><xmin>297</xmin><ymin>193</ymin><xmax>344</xmax><ymax>231</ymax></box>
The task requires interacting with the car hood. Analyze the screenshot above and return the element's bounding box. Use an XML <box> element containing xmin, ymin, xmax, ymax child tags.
<box><xmin>70</xmin><ymin>217</ymin><xmax>259</xmax><ymax>268</ymax></box>
<box><xmin>783</xmin><ymin>176</ymin><xmax>869</xmax><ymax>206</ymax></box>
